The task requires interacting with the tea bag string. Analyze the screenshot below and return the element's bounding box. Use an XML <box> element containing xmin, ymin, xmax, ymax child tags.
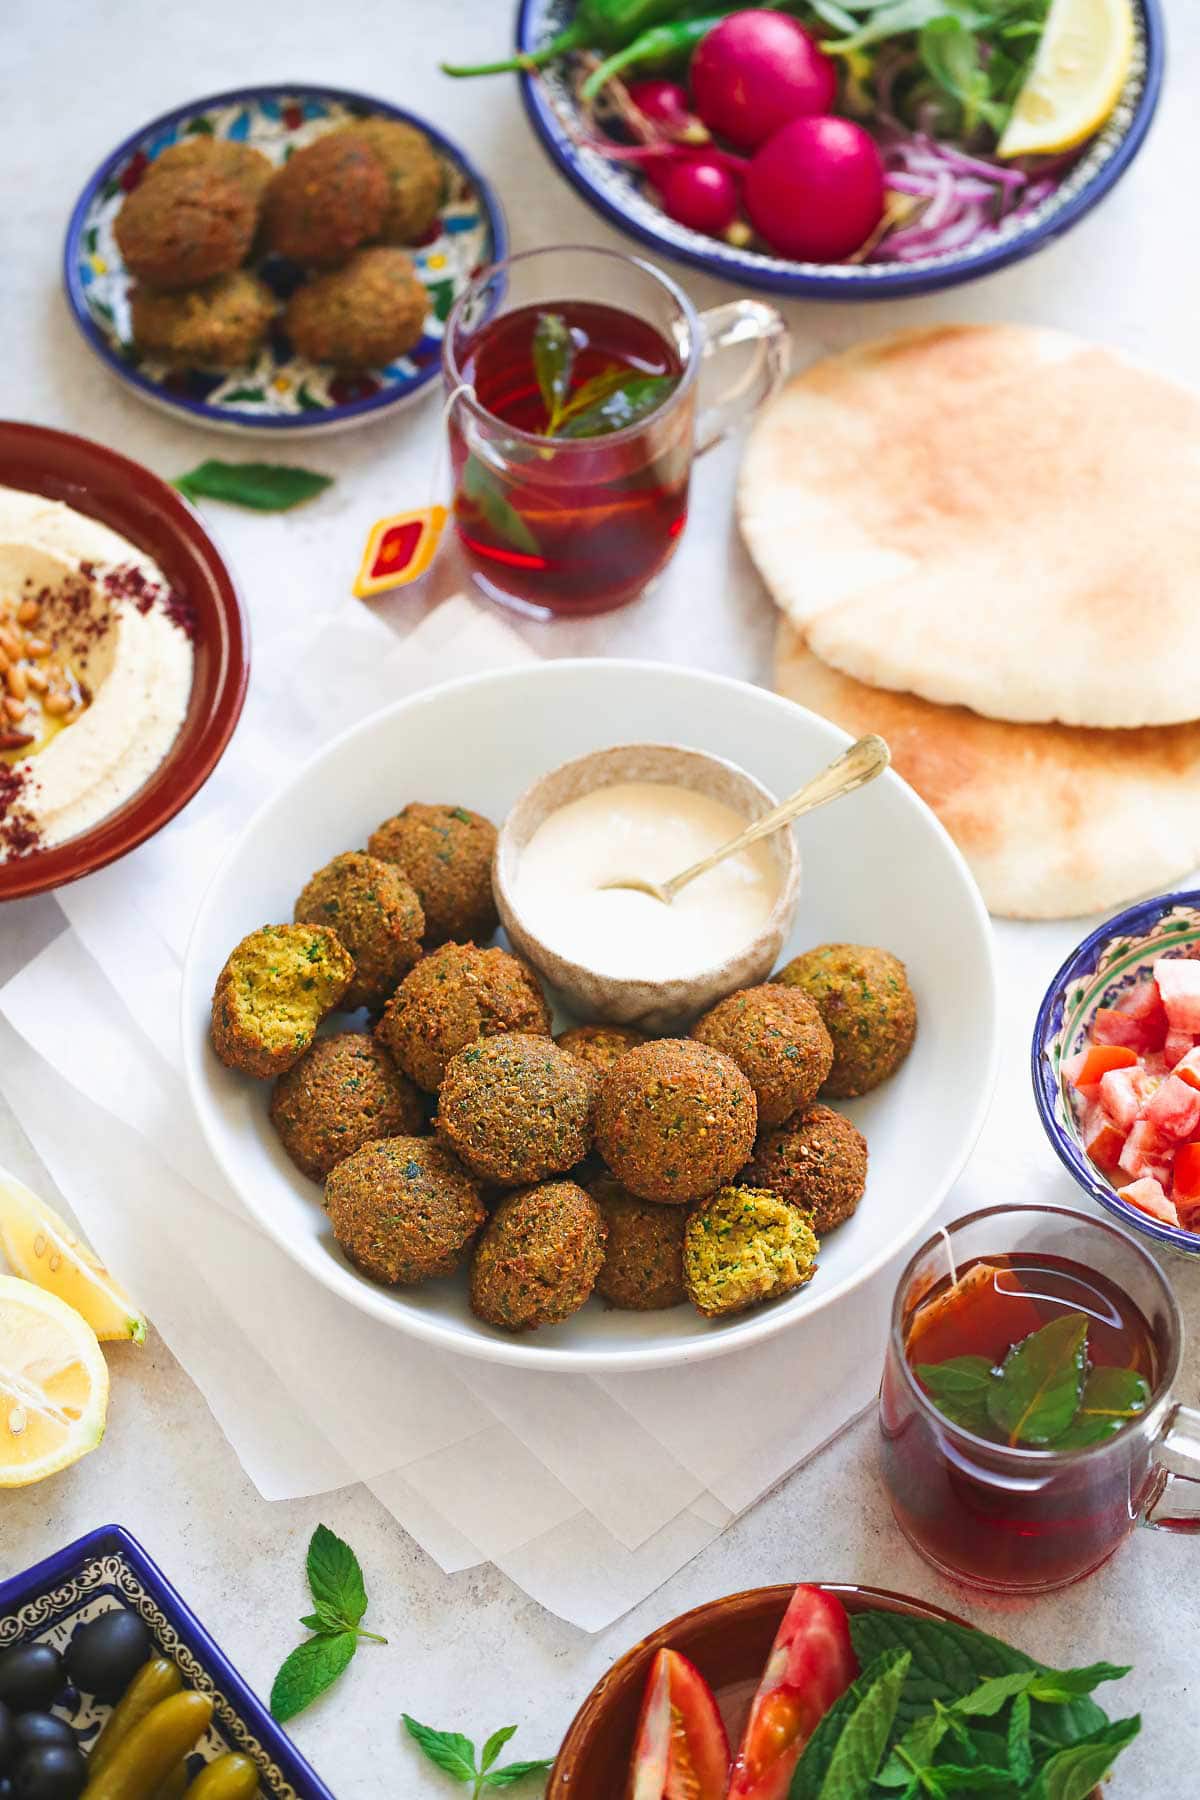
<box><xmin>939</xmin><ymin>1225</ymin><xmax>959</xmax><ymax>1288</ymax></box>
<box><xmin>428</xmin><ymin>381</ymin><xmax>476</xmax><ymax>513</ymax></box>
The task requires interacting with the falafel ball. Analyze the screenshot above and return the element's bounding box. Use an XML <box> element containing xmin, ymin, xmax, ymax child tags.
<box><xmin>555</xmin><ymin>1023</ymin><xmax>651</xmax><ymax>1079</ymax></box>
<box><xmin>437</xmin><ymin>1035</ymin><xmax>593</xmax><ymax>1186</ymax></box>
<box><xmin>595</xmin><ymin>1039</ymin><xmax>757</xmax><ymax>1205</ymax></box>
<box><xmin>286</xmin><ymin>247</ymin><xmax>428</xmax><ymax>370</ymax></box>
<box><xmin>375</xmin><ymin>941</ymin><xmax>551</xmax><ymax>1092</ymax></box>
<box><xmin>591</xmin><ymin>1175</ymin><xmax>686</xmax><ymax>1311</ymax></box>
<box><xmin>690</xmin><ymin>984</ymin><xmax>834</xmax><ymax>1126</ymax></box>
<box><xmin>683</xmin><ymin>1185</ymin><xmax>819</xmax><ymax>1318</ymax></box>
<box><xmin>776</xmin><ymin>944</ymin><xmax>917</xmax><ymax>1098</ymax></box>
<box><xmin>269</xmin><ymin>1031</ymin><xmax>425</xmax><ymax>1182</ymax></box>
<box><xmin>114</xmin><ymin>165</ymin><xmax>257</xmax><ymax>291</ymax></box>
<box><xmin>742</xmin><ymin>1103</ymin><xmax>868</xmax><ymax>1235</ymax></box>
<box><xmin>470</xmin><ymin>1181</ymin><xmax>606</xmax><ymax>1332</ymax></box>
<box><xmin>263</xmin><ymin>131</ymin><xmax>388</xmax><ymax>266</ymax></box>
<box><xmin>340</xmin><ymin>118</ymin><xmax>442</xmax><ymax>243</ymax></box>
<box><xmin>146</xmin><ymin>137</ymin><xmax>273</xmax><ymax>210</ymax></box>
<box><xmin>325</xmin><ymin>1136</ymin><xmax>484</xmax><ymax>1286</ymax></box>
<box><xmin>294</xmin><ymin>851</ymin><xmax>424</xmax><ymax>1012</ymax></box>
<box><xmin>368</xmin><ymin>802</ymin><xmax>497</xmax><ymax>947</ymax></box>
<box><xmin>211</xmin><ymin>924</ymin><xmax>355</xmax><ymax>1079</ymax></box>
<box><xmin>129</xmin><ymin>269</ymin><xmax>277</xmax><ymax>369</ymax></box>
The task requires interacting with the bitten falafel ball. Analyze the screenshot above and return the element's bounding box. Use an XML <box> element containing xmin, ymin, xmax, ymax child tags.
<box><xmin>438</xmin><ymin>1035</ymin><xmax>593</xmax><ymax>1186</ymax></box>
<box><xmin>269</xmin><ymin>1031</ymin><xmax>425</xmax><ymax>1182</ymax></box>
<box><xmin>286</xmin><ymin>247</ymin><xmax>428</xmax><ymax>370</ymax></box>
<box><xmin>555</xmin><ymin>1023</ymin><xmax>651</xmax><ymax>1079</ymax></box>
<box><xmin>690</xmin><ymin>984</ymin><xmax>834</xmax><ymax>1126</ymax></box>
<box><xmin>591</xmin><ymin>1175</ymin><xmax>686</xmax><ymax>1311</ymax></box>
<box><xmin>683</xmin><ymin>1186</ymin><xmax>819</xmax><ymax>1317</ymax></box>
<box><xmin>368</xmin><ymin>803</ymin><xmax>498</xmax><ymax>947</ymax></box>
<box><xmin>470</xmin><ymin>1181</ymin><xmax>606</xmax><ymax>1333</ymax></box>
<box><xmin>211</xmin><ymin>924</ymin><xmax>355</xmax><ymax>1079</ymax></box>
<box><xmin>263</xmin><ymin>131</ymin><xmax>388</xmax><ymax>265</ymax></box>
<box><xmin>294</xmin><ymin>851</ymin><xmax>424</xmax><ymax>1012</ymax></box>
<box><xmin>742</xmin><ymin>1103</ymin><xmax>868</xmax><ymax>1235</ymax></box>
<box><xmin>325</xmin><ymin>1136</ymin><xmax>484</xmax><ymax>1286</ymax></box>
<box><xmin>130</xmin><ymin>270</ymin><xmax>277</xmax><ymax>369</ymax></box>
<box><xmin>340</xmin><ymin>118</ymin><xmax>442</xmax><ymax>242</ymax></box>
<box><xmin>595</xmin><ymin>1039</ymin><xmax>757</xmax><ymax>1205</ymax></box>
<box><xmin>375</xmin><ymin>941</ymin><xmax>551</xmax><ymax>1092</ymax></box>
<box><xmin>776</xmin><ymin>944</ymin><xmax>917</xmax><ymax>1098</ymax></box>
<box><xmin>146</xmin><ymin>137</ymin><xmax>273</xmax><ymax>210</ymax></box>
<box><xmin>115</xmin><ymin>165</ymin><xmax>257</xmax><ymax>291</ymax></box>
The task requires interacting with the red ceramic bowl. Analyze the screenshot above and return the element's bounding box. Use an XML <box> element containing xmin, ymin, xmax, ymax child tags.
<box><xmin>0</xmin><ymin>422</ymin><xmax>248</xmax><ymax>901</ymax></box>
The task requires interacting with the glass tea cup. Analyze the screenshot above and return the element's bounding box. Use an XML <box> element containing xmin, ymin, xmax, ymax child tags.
<box><xmin>879</xmin><ymin>1203</ymin><xmax>1200</xmax><ymax>1594</ymax></box>
<box><xmin>441</xmin><ymin>244</ymin><xmax>789</xmax><ymax>619</ymax></box>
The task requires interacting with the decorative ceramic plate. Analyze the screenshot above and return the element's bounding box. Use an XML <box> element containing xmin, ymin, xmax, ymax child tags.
<box><xmin>516</xmin><ymin>0</ymin><xmax>1164</xmax><ymax>299</ymax></box>
<box><xmin>1034</xmin><ymin>891</ymin><xmax>1200</xmax><ymax>1260</ymax></box>
<box><xmin>0</xmin><ymin>1524</ymin><xmax>335</xmax><ymax>1799</ymax></box>
<box><xmin>63</xmin><ymin>84</ymin><xmax>506</xmax><ymax>436</ymax></box>
<box><xmin>181</xmin><ymin>660</ymin><xmax>998</xmax><ymax>1373</ymax></box>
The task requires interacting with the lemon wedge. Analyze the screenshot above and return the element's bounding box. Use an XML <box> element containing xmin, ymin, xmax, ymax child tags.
<box><xmin>0</xmin><ymin>1167</ymin><xmax>146</xmax><ymax>1344</ymax></box>
<box><xmin>998</xmin><ymin>0</ymin><xmax>1134</xmax><ymax>158</ymax></box>
<box><xmin>0</xmin><ymin>1275</ymin><xmax>109</xmax><ymax>1487</ymax></box>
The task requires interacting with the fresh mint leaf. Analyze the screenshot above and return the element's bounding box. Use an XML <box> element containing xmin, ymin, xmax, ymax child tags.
<box><xmin>849</xmin><ymin>1611</ymin><xmax>1036</xmax><ymax>1734</ymax></box>
<box><xmin>484</xmin><ymin>1758</ymin><xmax>555</xmax><ymax>1789</ymax></box>
<box><xmin>270</xmin><ymin>1630</ymin><xmax>356</xmax><ymax>1721</ymax></box>
<box><xmin>299</xmin><ymin>1608</ymin><xmax>343</xmax><ymax>1635</ymax></box>
<box><xmin>953</xmin><ymin>1671</ymin><xmax>1038</xmax><ymax>1718</ymax></box>
<box><xmin>459</xmin><ymin>456</ymin><xmax>541</xmax><ymax>557</ymax></box>
<box><xmin>1029</xmin><ymin>1662</ymin><xmax>1131</xmax><ymax>1702</ymax></box>
<box><xmin>403</xmin><ymin>1714</ymin><xmax>479</xmax><ymax>1782</ymax></box>
<box><xmin>306</xmin><ymin>1522</ymin><xmax>368</xmax><ymax>1629</ymax></box>
<box><xmin>817</xmin><ymin>1650</ymin><xmax>910</xmax><ymax>1796</ymax></box>
<box><xmin>1052</xmin><ymin>1368</ymin><xmax>1149</xmax><ymax>1450</ymax></box>
<box><xmin>551</xmin><ymin>364</ymin><xmax>637</xmax><ymax>430</ymax></box>
<box><xmin>174</xmin><ymin>460</ymin><xmax>332</xmax><ymax>511</ymax></box>
<box><xmin>556</xmin><ymin>375</ymin><xmax>677</xmax><ymax>440</ymax></box>
<box><xmin>532</xmin><ymin>312</ymin><xmax>575</xmax><ymax>430</ymax></box>
<box><xmin>1008</xmin><ymin>1690</ymin><xmax>1033</xmax><ymax>1784</ymax></box>
<box><xmin>481</xmin><ymin>1726</ymin><xmax>518</xmax><ymax>1772</ymax></box>
<box><xmin>985</xmin><ymin>1313</ymin><xmax>1088</xmax><ymax>1447</ymax></box>
<box><xmin>792</xmin><ymin>1651</ymin><xmax>910</xmax><ymax>1798</ymax></box>
<box><xmin>921</xmin><ymin>1766</ymin><xmax>1013</xmax><ymax>1793</ymax></box>
<box><xmin>1028</xmin><ymin>1715</ymin><xmax>1140</xmax><ymax>1800</ymax></box>
<box><xmin>915</xmin><ymin>1356</ymin><xmax>995</xmax><ymax>1433</ymax></box>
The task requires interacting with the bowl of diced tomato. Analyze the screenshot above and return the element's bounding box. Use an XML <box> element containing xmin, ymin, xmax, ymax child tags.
<box><xmin>1034</xmin><ymin>892</ymin><xmax>1200</xmax><ymax>1257</ymax></box>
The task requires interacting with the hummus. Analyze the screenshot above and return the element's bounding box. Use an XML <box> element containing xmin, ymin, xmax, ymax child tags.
<box><xmin>0</xmin><ymin>487</ymin><xmax>195</xmax><ymax>859</ymax></box>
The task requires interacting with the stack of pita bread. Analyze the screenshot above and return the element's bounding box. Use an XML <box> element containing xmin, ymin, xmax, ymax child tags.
<box><xmin>739</xmin><ymin>324</ymin><xmax>1200</xmax><ymax>920</ymax></box>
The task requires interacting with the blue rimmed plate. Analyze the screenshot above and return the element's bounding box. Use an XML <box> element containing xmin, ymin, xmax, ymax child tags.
<box><xmin>0</xmin><ymin>1524</ymin><xmax>335</xmax><ymax>1798</ymax></box>
<box><xmin>1033</xmin><ymin>891</ymin><xmax>1200</xmax><ymax>1260</ymax></box>
<box><xmin>64</xmin><ymin>84</ymin><xmax>507</xmax><ymax>436</ymax></box>
<box><xmin>517</xmin><ymin>0</ymin><xmax>1164</xmax><ymax>300</ymax></box>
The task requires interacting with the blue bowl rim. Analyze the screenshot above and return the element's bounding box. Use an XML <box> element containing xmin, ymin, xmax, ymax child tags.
<box><xmin>0</xmin><ymin>1522</ymin><xmax>337</xmax><ymax>1800</ymax></box>
<box><xmin>62</xmin><ymin>81</ymin><xmax>509</xmax><ymax>432</ymax></box>
<box><xmin>1031</xmin><ymin>888</ymin><xmax>1200</xmax><ymax>1257</ymax></box>
<box><xmin>516</xmin><ymin>0</ymin><xmax>1165</xmax><ymax>300</ymax></box>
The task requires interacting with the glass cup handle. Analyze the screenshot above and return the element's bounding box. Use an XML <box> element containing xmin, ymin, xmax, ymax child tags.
<box><xmin>1140</xmin><ymin>1404</ymin><xmax>1200</xmax><ymax>1533</ymax></box>
<box><xmin>694</xmin><ymin>300</ymin><xmax>790</xmax><ymax>457</ymax></box>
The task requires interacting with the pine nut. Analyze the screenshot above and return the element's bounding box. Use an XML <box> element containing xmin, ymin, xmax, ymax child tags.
<box><xmin>43</xmin><ymin>691</ymin><xmax>73</xmax><ymax>716</ymax></box>
<box><xmin>3</xmin><ymin>697</ymin><xmax>27</xmax><ymax>723</ymax></box>
<box><xmin>24</xmin><ymin>667</ymin><xmax>48</xmax><ymax>693</ymax></box>
<box><xmin>0</xmin><ymin>628</ymin><xmax>19</xmax><ymax>661</ymax></box>
<box><xmin>16</xmin><ymin>600</ymin><xmax>40</xmax><ymax>625</ymax></box>
<box><xmin>23</xmin><ymin>637</ymin><xmax>49</xmax><ymax>659</ymax></box>
<box><xmin>5</xmin><ymin>666</ymin><xmax>26</xmax><ymax>701</ymax></box>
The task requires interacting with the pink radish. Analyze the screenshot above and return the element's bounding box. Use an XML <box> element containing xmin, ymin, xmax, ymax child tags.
<box><xmin>745</xmin><ymin>115</ymin><xmax>885</xmax><ymax>261</ymax></box>
<box><xmin>657</xmin><ymin>157</ymin><xmax>740</xmax><ymax>232</ymax></box>
<box><xmin>626</xmin><ymin>79</ymin><xmax>706</xmax><ymax>139</ymax></box>
<box><xmin>689</xmin><ymin>13</ymin><xmax>837</xmax><ymax>151</ymax></box>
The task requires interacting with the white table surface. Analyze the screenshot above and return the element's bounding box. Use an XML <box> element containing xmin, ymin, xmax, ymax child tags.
<box><xmin>5</xmin><ymin>4</ymin><xmax>1200</xmax><ymax>1793</ymax></box>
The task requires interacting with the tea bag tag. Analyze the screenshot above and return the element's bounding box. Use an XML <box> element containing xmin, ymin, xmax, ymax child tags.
<box><xmin>352</xmin><ymin>384</ymin><xmax>471</xmax><ymax>599</ymax></box>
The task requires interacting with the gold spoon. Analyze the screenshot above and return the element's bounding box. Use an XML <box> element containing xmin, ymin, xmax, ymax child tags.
<box><xmin>601</xmin><ymin>734</ymin><xmax>891</xmax><ymax>905</ymax></box>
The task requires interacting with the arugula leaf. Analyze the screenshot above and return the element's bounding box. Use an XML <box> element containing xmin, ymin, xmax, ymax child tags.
<box><xmin>307</xmin><ymin>1521</ymin><xmax>368</xmax><ymax>1629</ymax></box>
<box><xmin>403</xmin><ymin>1715</ymin><xmax>479</xmax><ymax>1781</ymax></box>
<box><xmin>483</xmin><ymin>1759</ymin><xmax>555</xmax><ymax>1789</ymax></box>
<box><xmin>985</xmin><ymin>1313</ymin><xmax>1088</xmax><ymax>1447</ymax></box>
<box><xmin>556</xmin><ymin>374</ymin><xmax>677</xmax><ymax>439</ymax></box>
<box><xmin>458</xmin><ymin>456</ymin><xmax>541</xmax><ymax>557</ymax></box>
<box><xmin>1027</xmin><ymin>1715</ymin><xmax>1141</xmax><ymax>1800</ymax></box>
<box><xmin>919</xmin><ymin>16</ymin><xmax>1009</xmax><ymax>134</ymax></box>
<box><xmin>270</xmin><ymin>1630</ymin><xmax>356</xmax><ymax>1721</ymax></box>
<box><xmin>823</xmin><ymin>0</ymin><xmax>988</xmax><ymax>55</ymax></box>
<box><xmin>1051</xmin><ymin>1367</ymin><xmax>1150</xmax><ymax>1450</ymax></box>
<box><xmin>915</xmin><ymin>1355</ymin><xmax>995</xmax><ymax>1433</ymax></box>
<box><xmin>792</xmin><ymin>1651</ymin><xmax>911</xmax><ymax>1798</ymax></box>
<box><xmin>532</xmin><ymin>313</ymin><xmax>575</xmax><ymax>433</ymax></box>
<box><xmin>174</xmin><ymin>460</ymin><xmax>332</xmax><ymax>511</ymax></box>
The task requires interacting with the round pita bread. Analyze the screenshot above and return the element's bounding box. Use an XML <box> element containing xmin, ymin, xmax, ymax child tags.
<box><xmin>775</xmin><ymin>623</ymin><xmax>1200</xmax><ymax>920</ymax></box>
<box><xmin>741</xmin><ymin>325</ymin><xmax>1200</xmax><ymax>729</ymax></box>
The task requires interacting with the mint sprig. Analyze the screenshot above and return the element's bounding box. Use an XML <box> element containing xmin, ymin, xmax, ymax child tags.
<box><xmin>269</xmin><ymin>1524</ymin><xmax>386</xmax><ymax>1722</ymax></box>
<box><xmin>174</xmin><ymin>460</ymin><xmax>332</xmax><ymax>511</ymax></box>
<box><xmin>403</xmin><ymin>1714</ymin><xmax>552</xmax><ymax>1796</ymax></box>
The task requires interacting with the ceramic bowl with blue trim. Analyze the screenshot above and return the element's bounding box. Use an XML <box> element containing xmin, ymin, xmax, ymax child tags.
<box><xmin>517</xmin><ymin>0</ymin><xmax>1164</xmax><ymax>300</ymax></box>
<box><xmin>0</xmin><ymin>1524</ymin><xmax>336</xmax><ymax>1797</ymax></box>
<box><xmin>64</xmin><ymin>85</ymin><xmax>506</xmax><ymax>436</ymax></box>
<box><xmin>1033</xmin><ymin>891</ymin><xmax>1200</xmax><ymax>1261</ymax></box>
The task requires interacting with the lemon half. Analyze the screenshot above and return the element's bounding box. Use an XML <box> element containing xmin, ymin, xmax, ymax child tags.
<box><xmin>0</xmin><ymin>1275</ymin><xmax>109</xmax><ymax>1487</ymax></box>
<box><xmin>0</xmin><ymin>1167</ymin><xmax>146</xmax><ymax>1344</ymax></box>
<box><xmin>998</xmin><ymin>0</ymin><xmax>1135</xmax><ymax>159</ymax></box>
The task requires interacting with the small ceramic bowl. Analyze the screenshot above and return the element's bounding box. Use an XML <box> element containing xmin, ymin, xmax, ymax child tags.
<box><xmin>1033</xmin><ymin>890</ymin><xmax>1200</xmax><ymax>1260</ymax></box>
<box><xmin>493</xmin><ymin>742</ymin><xmax>801</xmax><ymax>1032</ymax></box>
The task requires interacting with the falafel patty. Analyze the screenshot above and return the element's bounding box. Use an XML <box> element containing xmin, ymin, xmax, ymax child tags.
<box><xmin>595</xmin><ymin>1038</ymin><xmax>757</xmax><ymax>1205</ymax></box>
<box><xmin>294</xmin><ymin>851</ymin><xmax>424</xmax><ymax>1012</ymax></box>
<box><xmin>591</xmin><ymin>1175</ymin><xmax>686</xmax><ymax>1311</ymax></box>
<box><xmin>340</xmin><ymin>118</ymin><xmax>442</xmax><ymax>242</ymax></box>
<box><xmin>375</xmin><ymin>940</ymin><xmax>551</xmax><ymax>1092</ymax></box>
<box><xmin>683</xmin><ymin>1186</ymin><xmax>819</xmax><ymax>1317</ymax></box>
<box><xmin>129</xmin><ymin>270</ymin><xmax>277</xmax><ymax>369</ymax></box>
<box><xmin>115</xmin><ymin>165</ymin><xmax>257</xmax><ymax>290</ymax></box>
<box><xmin>263</xmin><ymin>132</ymin><xmax>388</xmax><ymax>266</ymax></box>
<box><xmin>690</xmin><ymin>984</ymin><xmax>834</xmax><ymax>1126</ymax></box>
<box><xmin>555</xmin><ymin>1023</ymin><xmax>651</xmax><ymax>1078</ymax></box>
<box><xmin>368</xmin><ymin>802</ymin><xmax>498</xmax><ymax>947</ymax></box>
<box><xmin>325</xmin><ymin>1135</ymin><xmax>484</xmax><ymax>1286</ymax></box>
<box><xmin>269</xmin><ymin>1031</ymin><xmax>425</xmax><ymax>1182</ymax></box>
<box><xmin>742</xmin><ymin>1103</ymin><xmax>868</xmax><ymax>1235</ymax></box>
<box><xmin>286</xmin><ymin>247</ymin><xmax>428</xmax><ymax>370</ymax></box>
<box><xmin>438</xmin><ymin>1035</ymin><xmax>593</xmax><ymax>1185</ymax></box>
<box><xmin>146</xmin><ymin>137</ymin><xmax>273</xmax><ymax>210</ymax></box>
<box><xmin>776</xmin><ymin>944</ymin><xmax>917</xmax><ymax>1098</ymax></box>
<box><xmin>211</xmin><ymin>923</ymin><xmax>355</xmax><ymax>1079</ymax></box>
<box><xmin>470</xmin><ymin>1181</ymin><xmax>606</xmax><ymax>1332</ymax></box>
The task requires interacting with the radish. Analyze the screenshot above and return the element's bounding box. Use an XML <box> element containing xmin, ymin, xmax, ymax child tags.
<box><xmin>657</xmin><ymin>157</ymin><xmax>740</xmax><ymax>233</ymax></box>
<box><xmin>689</xmin><ymin>13</ymin><xmax>837</xmax><ymax>151</ymax></box>
<box><xmin>745</xmin><ymin>115</ymin><xmax>885</xmax><ymax>261</ymax></box>
<box><xmin>626</xmin><ymin>79</ymin><xmax>706</xmax><ymax>141</ymax></box>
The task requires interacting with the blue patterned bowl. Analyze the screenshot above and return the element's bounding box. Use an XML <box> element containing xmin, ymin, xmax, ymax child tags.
<box><xmin>1033</xmin><ymin>892</ymin><xmax>1200</xmax><ymax>1260</ymax></box>
<box><xmin>517</xmin><ymin>0</ymin><xmax>1164</xmax><ymax>299</ymax></box>
<box><xmin>64</xmin><ymin>84</ymin><xmax>506</xmax><ymax>436</ymax></box>
<box><xmin>0</xmin><ymin>1524</ymin><xmax>335</xmax><ymax>1797</ymax></box>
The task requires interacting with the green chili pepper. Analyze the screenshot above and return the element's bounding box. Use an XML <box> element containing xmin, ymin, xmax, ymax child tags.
<box><xmin>441</xmin><ymin>0</ymin><xmax>703</xmax><ymax>78</ymax></box>
<box><xmin>580</xmin><ymin>13</ymin><xmax>724</xmax><ymax>97</ymax></box>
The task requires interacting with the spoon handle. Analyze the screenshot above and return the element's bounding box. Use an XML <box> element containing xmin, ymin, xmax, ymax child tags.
<box><xmin>661</xmin><ymin>734</ymin><xmax>891</xmax><ymax>902</ymax></box>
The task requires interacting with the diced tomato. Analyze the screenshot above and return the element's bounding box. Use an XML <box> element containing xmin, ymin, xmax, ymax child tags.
<box><xmin>1117</xmin><ymin>1176</ymin><xmax>1179</xmax><ymax>1227</ymax></box>
<box><xmin>1085</xmin><ymin>1121</ymin><xmax>1127</xmax><ymax>1178</ymax></box>
<box><xmin>1065</xmin><ymin>1043</ymin><xmax>1138</xmax><ymax>1089</ymax></box>
<box><xmin>1154</xmin><ymin>959</ymin><xmax>1200</xmax><ymax>1034</ymax></box>
<box><xmin>726</xmin><ymin>1587</ymin><xmax>856</xmax><ymax>1800</ymax></box>
<box><xmin>629</xmin><ymin>1649</ymin><xmax>730</xmax><ymax>1800</ymax></box>
<box><xmin>1173</xmin><ymin>1142</ymin><xmax>1200</xmax><ymax>1205</ymax></box>
<box><xmin>1093</xmin><ymin>982</ymin><xmax>1168</xmax><ymax>1053</ymax></box>
<box><xmin>1099</xmin><ymin>1067</ymin><xmax>1146</xmax><ymax>1132</ymax></box>
<box><xmin>1174</xmin><ymin>1047</ymin><xmax>1200</xmax><ymax>1093</ymax></box>
<box><xmin>1118</xmin><ymin>1120</ymin><xmax>1171</xmax><ymax>1183</ymax></box>
<box><xmin>1164</xmin><ymin>1029</ymin><xmax>1195</xmax><ymax>1069</ymax></box>
<box><xmin>1145</xmin><ymin>1075</ymin><xmax>1200</xmax><ymax>1144</ymax></box>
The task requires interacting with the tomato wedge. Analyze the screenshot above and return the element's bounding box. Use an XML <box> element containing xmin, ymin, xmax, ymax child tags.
<box><xmin>1067</xmin><ymin>1043</ymin><xmax>1138</xmax><ymax>1088</ymax></box>
<box><xmin>628</xmin><ymin>1648</ymin><xmax>730</xmax><ymax>1800</ymax></box>
<box><xmin>726</xmin><ymin>1586</ymin><xmax>857</xmax><ymax>1800</ymax></box>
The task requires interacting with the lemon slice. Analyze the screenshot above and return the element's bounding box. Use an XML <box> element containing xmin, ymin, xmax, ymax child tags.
<box><xmin>0</xmin><ymin>1167</ymin><xmax>146</xmax><ymax>1344</ymax></box>
<box><xmin>0</xmin><ymin>1275</ymin><xmax>109</xmax><ymax>1487</ymax></box>
<box><xmin>998</xmin><ymin>0</ymin><xmax>1134</xmax><ymax>158</ymax></box>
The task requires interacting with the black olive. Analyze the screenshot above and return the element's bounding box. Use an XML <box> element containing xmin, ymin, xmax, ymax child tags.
<box><xmin>63</xmin><ymin>1610</ymin><xmax>150</xmax><ymax>1704</ymax></box>
<box><xmin>0</xmin><ymin>1700</ymin><xmax>12</xmax><ymax>1774</ymax></box>
<box><xmin>10</xmin><ymin>1723</ymin><xmax>73</xmax><ymax>1755</ymax></box>
<box><xmin>12</xmin><ymin>1744</ymin><xmax>87</xmax><ymax>1800</ymax></box>
<box><xmin>0</xmin><ymin>1651</ymin><xmax>64</xmax><ymax>1717</ymax></box>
